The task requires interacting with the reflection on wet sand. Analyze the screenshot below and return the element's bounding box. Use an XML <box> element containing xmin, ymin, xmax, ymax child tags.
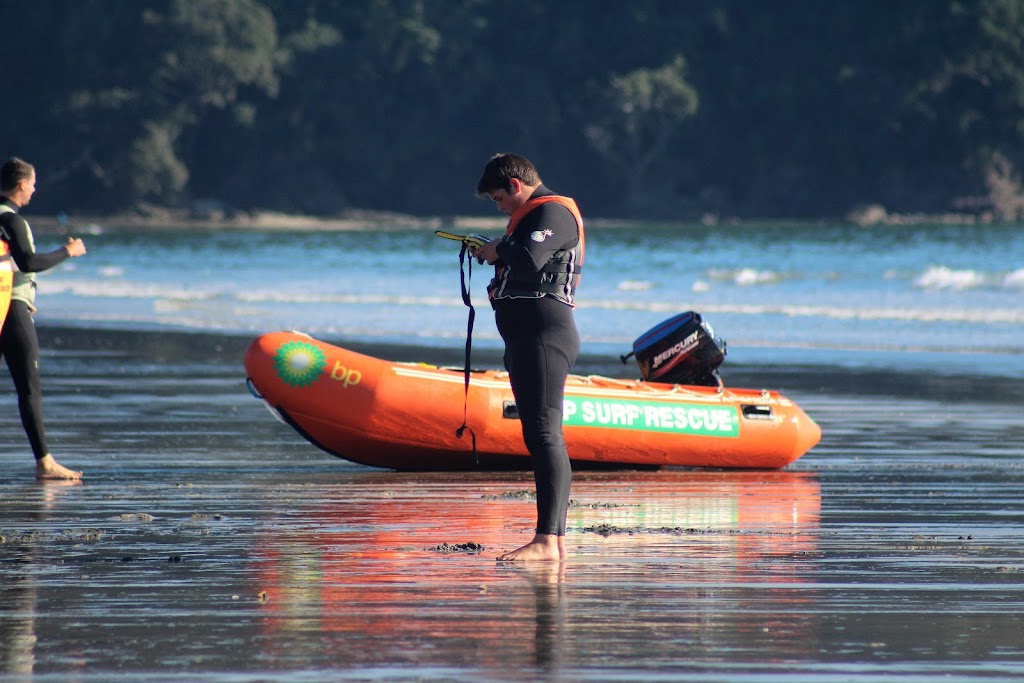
<box><xmin>252</xmin><ymin>471</ymin><xmax>821</xmax><ymax>668</ymax></box>
<box><xmin>0</xmin><ymin>481</ymin><xmax>81</xmax><ymax>678</ymax></box>
<box><xmin>0</xmin><ymin>579</ymin><xmax>35</xmax><ymax>676</ymax></box>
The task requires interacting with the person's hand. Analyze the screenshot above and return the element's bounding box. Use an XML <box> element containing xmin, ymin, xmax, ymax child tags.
<box><xmin>65</xmin><ymin>237</ymin><xmax>87</xmax><ymax>257</ymax></box>
<box><xmin>472</xmin><ymin>238</ymin><xmax>501</xmax><ymax>265</ymax></box>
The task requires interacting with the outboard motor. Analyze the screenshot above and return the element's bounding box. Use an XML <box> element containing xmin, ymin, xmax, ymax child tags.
<box><xmin>622</xmin><ymin>311</ymin><xmax>727</xmax><ymax>387</ymax></box>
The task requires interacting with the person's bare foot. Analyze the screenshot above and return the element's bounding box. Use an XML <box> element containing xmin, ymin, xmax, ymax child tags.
<box><xmin>35</xmin><ymin>454</ymin><xmax>83</xmax><ymax>481</ymax></box>
<box><xmin>497</xmin><ymin>533</ymin><xmax>565</xmax><ymax>562</ymax></box>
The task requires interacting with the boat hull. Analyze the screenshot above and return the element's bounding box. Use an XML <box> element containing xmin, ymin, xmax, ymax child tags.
<box><xmin>244</xmin><ymin>331</ymin><xmax>821</xmax><ymax>470</ymax></box>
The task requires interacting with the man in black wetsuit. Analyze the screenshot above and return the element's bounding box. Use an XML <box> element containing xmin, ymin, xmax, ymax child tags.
<box><xmin>472</xmin><ymin>153</ymin><xmax>585</xmax><ymax>562</ymax></box>
<box><xmin>0</xmin><ymin>157</ymin><xmax>87</xmax><ymax>480</ymax></box>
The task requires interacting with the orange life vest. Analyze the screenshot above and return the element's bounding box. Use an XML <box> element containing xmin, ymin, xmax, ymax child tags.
<box><xmin>489</xmin><ymin>195</ymin><xmax>585</xmax><ymax>306</ymax></box>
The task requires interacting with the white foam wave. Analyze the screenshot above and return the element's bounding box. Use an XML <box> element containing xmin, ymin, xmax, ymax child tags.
<box><xmin>617</xmin><ymin>280</ymin><xmax>652</xmax><ymax>291</ymax></box>
<box><xmin>914</xmin><ymin>265</ymin><xmax>986</xmax><ymax>290</ymax></box>
<box><xmin>707</xmin><ymin>268</ymin><xmax>782</xmax><ymax>286</ymax></box>
<box><xmin>913</xmin><ymin>265</ymin><xmax>1024</xmax><ymax>291</ymax></box>
<box><xmin>579</xmin><ymin>299</ymin><xmax>1024</xmax><ymax>324</ymax></box>
<box><xmin>42</xmin><ymin>270</ymin><xmax>1024</xmax><ymax>330</ymax></box>
<box><xmin>46</xmin><ymin>280</ymin><xmax>220</xmax><ymax>301</ymax></box>
<box><xmin>45</xmin><ymin>280</ymin><xmax>464</xmax><ymax>309</ymax></box>
<box><xmin>1004</xmin><ymin>268</ymin><xmax>1024</xmax><ymax>289</ymax></box>
<box><xmin>235</xmin><ymin>291</ymin><xmax>461</xmax><ymax>308</ymax></box>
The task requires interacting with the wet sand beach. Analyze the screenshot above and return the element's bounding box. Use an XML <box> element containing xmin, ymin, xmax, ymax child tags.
<box><xmin>2</xmin><ymin>327</ymin><xmax>1023</xmax><ymax>682</ymax></box>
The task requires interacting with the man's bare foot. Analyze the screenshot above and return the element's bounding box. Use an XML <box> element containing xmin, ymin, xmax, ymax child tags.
<box><xmin>35</xmin><ymin>454</ymin><xmax>83</xmax><ymax>481</ymax></box>
<box><xmin>497</xmin><ymin>533</ymin><xmax>565</xmax><ymax>562</ymax></box>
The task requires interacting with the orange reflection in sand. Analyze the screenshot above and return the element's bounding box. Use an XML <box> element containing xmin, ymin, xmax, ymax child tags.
<box><xmin>251</xmin><ymin>470</ymin><xmax>821</xmax><ymax>665</ymax></box>
<box><xmin>567</xmin><ymin>470</ymin><xmax>820</xmax><ymax>572</ymax></box>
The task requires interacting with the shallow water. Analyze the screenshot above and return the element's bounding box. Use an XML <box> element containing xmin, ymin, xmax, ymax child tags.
<box><xmin>1</xmin><ymin>328</ymin><xmax>1023</xmax><ymax>682</ymax></box>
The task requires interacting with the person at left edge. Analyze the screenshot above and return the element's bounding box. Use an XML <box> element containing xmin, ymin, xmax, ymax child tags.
<box><xmin>0</xmin><ymin>157</ymin><xmax>87</xmax><ymax>480</ymax></box>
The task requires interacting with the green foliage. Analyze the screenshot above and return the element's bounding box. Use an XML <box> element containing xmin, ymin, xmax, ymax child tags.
<box><xmin>144</xmin><ymin>0</ymin><xmax>282</xmax><ymax>108</ymax></box>
<box><xmin>585</xmin><ymin>56</ymin><xmax>699</xmax><ymax>206</ymax></box>
<box><xmin>130</xmin><ymin>121</ymin><xmax>189</xmax><ymax>198</ymax></box>
<box><xmin>4</xmin><ymin>0</ymin><xmax>1024</xmax><ymax>220</ymax></box>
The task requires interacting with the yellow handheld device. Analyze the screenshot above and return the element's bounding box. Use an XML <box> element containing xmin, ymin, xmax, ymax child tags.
<box><xmin>434</xmin><ymin>231</ymin><xmax>490</xmax><ymax>251</ymax></box>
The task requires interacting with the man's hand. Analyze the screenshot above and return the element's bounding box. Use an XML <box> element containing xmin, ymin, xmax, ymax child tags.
<box><xmin>470</xmin><ymin>238</ymin><xmax>501</xmax><ymax>265</ymax></box>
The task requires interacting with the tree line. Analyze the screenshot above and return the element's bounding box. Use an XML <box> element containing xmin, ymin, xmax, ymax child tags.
<box><xmin>3</xmin><ymin>0</ymin><xmax>1023</xmax><ymax>222</ymax></box>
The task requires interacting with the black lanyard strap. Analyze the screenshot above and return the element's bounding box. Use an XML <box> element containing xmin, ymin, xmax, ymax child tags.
<box><xmin>455</xmin><ymin>242</ymin><xmax>478</xmax><ymax>462</ymax></box>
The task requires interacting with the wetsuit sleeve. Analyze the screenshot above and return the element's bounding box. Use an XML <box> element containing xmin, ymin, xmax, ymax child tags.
<box><xmin>0</xmin><ymin>213</ymin><xmax>70</xmax><ymax>273</ymax></box>
<box><xmin>496</xmin><ymin>202</ymin><xmax>579</xmax><ymax>273</ymax></box>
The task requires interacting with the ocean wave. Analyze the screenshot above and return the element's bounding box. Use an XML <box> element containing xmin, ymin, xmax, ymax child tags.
<box><xmin>234</xmin><ymin>291</ymin><xmax>459</xmax><ymax>307</ymax></box>
<box><xmin>913</xmin><ymin>265</ymin><xmax>986</xmax><ymax>290</ymax></box>
<box><xmin>44</xmin><ymin>280</ymin><xmax>463</xmax><ymax>309</ymax></box>
<box><xmin>912</xmin><ymin>264</ymin><xmax>1024</xmax><ymax>291</ymax></box>
<box><xmin>707</xmin><ymin>267</ymin><xmax>783</xmax><ymax>285</ymax></box>
<box><xmin>616</xmin><ymin>279</ymin><xmax>653</xmax><ymax>291</ymax></box>
<box><xmin>691</xmin><ymin>264</ymin><xmax>1022</xmax><ymax>292</ymax></box>
<box><xmin>45</xmin><ymin>280</ymin><xmax>221</xmax><ymax>301</ymax></box>
<box><xmin>579</xmin><ymin>299</ymin><xmax>1024</xmax><ymax>324</ymax></box>
<box><xmin>42</xmin><ymin>278</ymin><xmax>1024</xmax><ymax>325</ymax></box>
<box><xmin>1004</xmin><ymin>268</ymin><xmax>1024</xmax><ymax>289</ymax></box>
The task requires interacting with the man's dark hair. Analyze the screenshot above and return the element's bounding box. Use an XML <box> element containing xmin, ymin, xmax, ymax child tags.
<box><xmin>476</xmin><ymin>153</ymin><xmax>541</xmax><ymax>195</ymax></box>
<box><xmin>1</xmin><ymin>157</ymin><xmax>34</xmax><ymax>194</ymax></box>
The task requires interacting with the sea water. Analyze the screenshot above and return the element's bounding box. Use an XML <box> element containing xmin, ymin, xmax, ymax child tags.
<box><xmin>35</xmin><ymin>220</ymin><xmax>1024</xmax><ymax>376</ymax></box>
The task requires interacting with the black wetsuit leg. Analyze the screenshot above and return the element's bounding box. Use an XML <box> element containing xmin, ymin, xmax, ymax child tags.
<box><xmin>495</xmin><ymin>296</ymin><xmax>579</xmax><ymax>536</ymax></box>
<box><xmin>0</xmin><ymin>300</ymin><xmax>50</xmax><ymax>459</ymax></box>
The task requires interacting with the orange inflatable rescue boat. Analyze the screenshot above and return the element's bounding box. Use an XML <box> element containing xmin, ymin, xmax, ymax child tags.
<box><xmin>244</xmin><ymin>328</ymin><xmax>821</xmax><ymax>471</ymax></box>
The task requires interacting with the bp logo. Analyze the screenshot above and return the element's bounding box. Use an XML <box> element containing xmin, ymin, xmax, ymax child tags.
<box><xmin>274</xmin><ymin>341</ymin><xmax>327</xmax><ymax>388</ymax></box>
